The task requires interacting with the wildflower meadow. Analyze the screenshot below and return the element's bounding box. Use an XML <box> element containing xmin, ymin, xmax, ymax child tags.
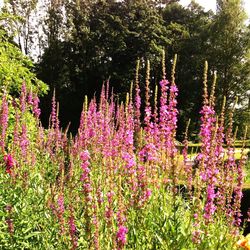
<box><xmin>0</xmin><ymin>56</ymin><xmax>249</xmax><ymax>250</ymax></box>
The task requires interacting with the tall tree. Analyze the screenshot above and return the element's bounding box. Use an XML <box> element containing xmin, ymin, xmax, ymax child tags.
<box><xmin>162</xmin><ymin>1</ymin><xmax>213</xmax><ymax>138</ymax></box>
<box><xmin>0</xmin><ymin>12</ymin><xmax>48</xmax><ymax>95</ymax></box>
<box><xmin>2</xmin><ymin>0</ymin><xmax>41</xmax><ymax>57</ymax></box>
<box><xmin>208</xmin><ymin>0</ymin><xmax>250</xmax><ymax>114</ymax></box>
<box><xmin>37</xmin><ymin>0</ymin><xmax>171</xmax><ymax>131</ymax></box>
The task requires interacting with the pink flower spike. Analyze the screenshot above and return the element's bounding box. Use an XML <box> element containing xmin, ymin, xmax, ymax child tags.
<box><xmin>4</xmin><ymin>154</ymin><xmax>15</xmax><ymax>174</ymax></box>
<box><xmin>80</xmin><ymin>150</ymin><xmax>90</xmax><ymax>161</ymax></box>
<box><xmin>117</xmin><ymin>225</ymin><xmax>128</xmax><ymax>246</ymax></box>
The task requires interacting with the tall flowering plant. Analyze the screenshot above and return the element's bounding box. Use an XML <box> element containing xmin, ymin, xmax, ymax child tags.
<box><xmin>0</xmin><ymin>58</ymin><xmax>249</xmax><ymax>250</ymax></box>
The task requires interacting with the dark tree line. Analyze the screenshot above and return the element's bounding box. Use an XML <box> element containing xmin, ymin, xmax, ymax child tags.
<box><xmin>2</xmin><ymin>0</ymin><xmax>250</xmax><ymax>138</ymax></box>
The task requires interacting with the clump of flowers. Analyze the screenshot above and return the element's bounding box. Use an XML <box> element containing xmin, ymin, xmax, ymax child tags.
<box><xmin>4</xmin><ymin>153</ymin><xmax>15</xmax><ymax>175</ymax></box>
<box><xmin>0</xmin><ymin>91</ymin><xmax>9</xmax><ymax>151</ymax></box>
<box><xmin>116</xmin><ymin>225</ymin><xmax>128</xmax><ymax>250</ymax></box>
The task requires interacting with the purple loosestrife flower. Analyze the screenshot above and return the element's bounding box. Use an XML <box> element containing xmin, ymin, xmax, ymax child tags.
<box><xmin>233</xmin><ymin>154</ymin><xmax>247</xmax><ymax>228</ymax></box>
<box><xmin>124</xmin><ymin>101</ymin><xmax>134</xmax><ymax>150</ymax></box>
<box><xmin>99</xmin><ymin>84</ymin><xmax>106</xmax><ymax>113</ymax></box>
<box><xmin>134</xmin><ymin>164</ymin><xmax>147</xmax><ymax>206</ymax></box>
<box><xmin>99</xmin><ymin>107</ymin><xmax>113</xmax><ymax>157</ymax></box>
<box><xmin>195</xmin><ymin>73</ymin><xmax>219</xmax><ymax>225</ymax></box>
<box><xmin>134</xmin><ymin>156</ymin><xmax>153</xmax><ymax>207</ymax></box>
<box><xmin>69</xmin><ymin>217</ymin><xmax>77</xmax><ymax>249</ymax></box>
<box><xmin>55</xmin><ymin>106</ymin><xmax>61</xmax><ymax>149</ymax></box>
<box><xmin>80</xmin><ymin>150</ymin><xmax>93</xmax><ymax>204</ymax></box>
<box><xmin>124</xmin><ymin>129</ymin><xmax>134</xmax><ymax>148</ymax></box>
<box><xmin>214</xmin><ymin>101</ymin><xmax>227</xmax><ymax>211</ymax></box>
<box><xmin>122</xmin><ymin>152</ymin><xmax>136</xmax><ymax>175</ymax></box>
<box><xmin>167</xmin><ymin>81</ymin><xmax>179</xmax><ymax>195</ymax></box>
<box><xmin>137</xmin><ymin>165</ymin><xmax>146</xmax><ymax>182</ymax></box>
<box><xmin>144</xmin><ymin>188</ymin><xmax>152</xmax><ymax>201</ymax></box>
<box><xmin>121</xmin><ymin>105</ymin><xmax>137</xmax><ymax>196</ymax></box>
<box><xmin>159</xmin><ymin>79</ymin><xmax>170</xmax><ymax>151</ymax></box>
<box><xmin>20</xmin><ymin>82</ymin><xmax>27</xmax><ymax>113</ymax></box>
<box><xmin>58</xmin><ymin>195</ymin><xmax>65</xmax><ymax>213</ymax></box>
<box><xmin>139</xmin><ymin>143</ymin><xmax>158</xmax><ymax>162</ymax></box>
<box><xmin>107</xmin><ymin>191</ymin><xmax>115</xmax><ymax>205</ymax></box>
<box><xmin>137</xmin><ymin>188</ymin><xmax>153</xmax><ymax>208</ymax></box>
<box><xmin>78</xmin><ymin>109</ymin><xmax>87</xmax><ymax>148</ymax></box>
<box><xmin>204</xmin><ymin>184</ymin><xmax>216</xmax><ymax>223</ymax></box>
<box><xmin>120</xmin><ymin>110</ymin><xmax>131</xmax><ymax>153</ymax></box>
<box><xmin>32</xmin><ymin>94</ymin><xmax>41</xmax><ymax>119</ymax></box>
<box><xmin>93</xmin><ymin>214</ymin><xmax>100</xmax><ymax>250</ymax></box>
<box><xmin>87</xmin><ymin>100</ymin><xmax>97</xmax><ymax>140</ymax></box>
<box><xmin>13</xmin><ymin>106</ymin><xmax>20</xmax><ymax>146</ymax></box>
<box><xmin>215</xmin><ymin>128</ymin><xmax>226</xmax><ymax>210</ymax></box>
<box><xmin>192</xmin><ymin>227</ymin><xmax>203</xmax><ymax>244</ymax></box>
<box><xmin>117</xmin><ymin>209</ymin><xmax>126</xmax><ymax>227</ymax></box>
<box><xmin>20</xmin><ymin>124</ymin><xmax>29</xmax><ymax>158</ymax></box>
<box><xmin>159</xmin><ymin>79</ymin><xmax>169</xmax><ymax>127</ymax></box>
<box><xmin>198</xmin><ymin>105</ymin><xmax>216</xmax><ymax>181</ymax></box>
<box><xmin>69</xmin><ymin>206</ymin><xmax>78</xmax><ymax>250</ymax></box>
<box><xmin>78</xmin><ymin>97</ymin><xmax>97</xmax><ymax>149</ymax></box>
<box><xmin>80</xmin><ymin>150</ymin><xmax>90</xmax><ymax>162</ymax></box>
<box><xmin>105</xmin><ymin>80</ymin><xmax>110</xmax><ymax>100</ymax></box>
<box><xmin>27</xmin><ymin>91</ymin><xmax>33</xmax><ymax>105</ymax></box>
<box><xmin>202</xmin><ymin>120</ymin><xmax>219</xmax><ymax>224</ymax></box>
<box><xmin>105</xmin><ymin>191</ymin><xmax>115</xmax><ymax>226</ymax></box>
<box><xmin>152</xmin><ymin>86</ymin><xmax>159</xmax><ymax>142</ymax></box>
<box><xmin>160</xmin><ymin>79</ymin><xmax>179</xmax><ymax>157</ymax></box>
<box><xmin>168</xmin><ymin>85</ymin><xmax>179</xmax><ymax>140</ymax></box>
<box><xmin>146</xmin><ymin>188</ymin><xmax>152</xmax><ymax>198</ymax></box>
<box><xmin>138</xmin><ymin>142</ymin><xmax>159</xmax><ymax>191</ymax></box>
<box><xmin>215</xmin><ymin>125</ymin><xmax>224</xmax><ymax>160</ymax></box>
<box><xmin>4</xmin><ymin>154</ymin><xmax>15</xmax><ymax>175</ymax></box>
<box><xmin>114</xmin><ymin>105</ymin><xmax>126</xmax><ymax>159</ymax></box>
<box><xmin>97</xmin><ymin>187</ymin><xmax>104</xmax><ymax>205</ymax></box>
<box><xmin>134</xmin><ymin>80</ymin><xmax>141</xmax><ymax>132</ymax></box>
<box><xmin>144</xmin><ymin>105</ymin><xmax>153</xmax><ymax>134</ymax></box>
<box><xmin>134</xmin><ymin>60</ymin><xmax>141</xmax><ymax>132</ymax></box>
<box><xmin>92</xmin><ymin>98</ymin><xmax>112</xmax><ymax>156</ymax></box>
<box><xmin>50</xmin><ymin>91</ymin><xmax>57</xmax><ymax>129</ymax></box>
<box><xmin>144</xmin><ymin>61</ymin><xmax>151</xmax><ymax>129</ymax></box>
<box><xmin>224</xmin><ymin>143</ymin><xmax>236</xmax><ymax>218</ymax></box>
<box><xmin>116</xmin><ymin>225</ymin><xmax>128</xmax><ymax>250</ymax></box>
<box><xmin>92</xmin><ymin>201</ymin><xmax>100</xmax><ymax>250</ymax></box>
<box><xmin>57</xmin><ymin>194</ymin><xmax>65</xmax><ymax>235</ymax></box>
<box><xmin>47</xmin><ymin>94</ymin><xmax>62</xmax><ymax>154</ymax></box>
<box><xmin>0</xmin><ymin>92</ymin><xmax>8</xmax><ymax>151</ymax></box>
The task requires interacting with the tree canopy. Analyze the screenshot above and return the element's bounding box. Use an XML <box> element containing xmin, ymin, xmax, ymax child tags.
<box><xmin>1</xmin><ymin>0</ymin><xmax>249</xmax><ymax>137</ymax></box>
<box><xmin>0</xmin><ymin>13</ymin><xmax>48</xmax><ymax>95</ymax></box>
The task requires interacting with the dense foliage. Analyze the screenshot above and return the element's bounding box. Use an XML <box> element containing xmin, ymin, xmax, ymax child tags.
<box><xmin>2</xmin><ymin>0</ymin><xmax>249</xmax><ymax>136</ymax></box>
